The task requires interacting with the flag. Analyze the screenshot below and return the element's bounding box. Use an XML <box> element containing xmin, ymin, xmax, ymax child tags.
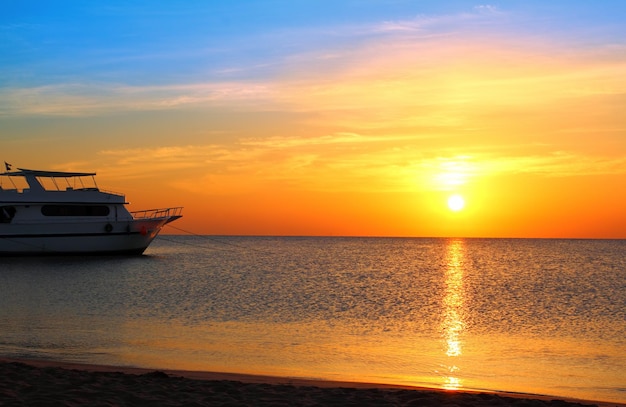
<box><xmin>4</xmin><ymin>162</ymin><xmax>11</xmax><ymax>171</ymax></box>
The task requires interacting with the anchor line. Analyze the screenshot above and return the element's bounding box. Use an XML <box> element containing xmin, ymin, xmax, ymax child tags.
<box><xmin>161</xmin><ymin>224</ymin><xmax>275</xmax><ymax>254</ymax></box>
<box><xmin>155</xmin><ymin>234</ymin><xmax>240</xmax><ymax>253</ymax></box>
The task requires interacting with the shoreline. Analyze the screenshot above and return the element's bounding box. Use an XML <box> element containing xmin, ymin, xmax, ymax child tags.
<box><xmin>1</xmin><ymin>357</ymin><xmax>623</xmax><ymax>406</ymax></box>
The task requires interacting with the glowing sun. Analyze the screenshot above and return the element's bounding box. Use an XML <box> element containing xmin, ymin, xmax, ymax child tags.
<box><xmin>447</xmin><ymin>194</ymin><xmax>465</xmax><ymax>212</ymax></box>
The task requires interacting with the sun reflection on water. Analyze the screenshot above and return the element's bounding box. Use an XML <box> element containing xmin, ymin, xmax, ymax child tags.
<box><xmin>441</xmin><ymin>239</ymin><xmax>466</xmax><ymax>390</ymax></box>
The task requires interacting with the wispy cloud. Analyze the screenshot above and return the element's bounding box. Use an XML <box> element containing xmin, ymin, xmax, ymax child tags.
<box><xmin>66</xmin><ymin>132</ymin><xmax>626</xmax><ymax>197</ymax></box>
<box><xmin>2</xmin><ymin>3</ymin><xmax>624</xmax><ymax>124</ymax></box>
<box><xmin>0</xmin><ymin>81</ymin><xmax>282</xmax><ymax>116</ymax></box>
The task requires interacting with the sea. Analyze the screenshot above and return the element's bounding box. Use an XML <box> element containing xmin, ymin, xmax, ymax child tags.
<box><xmin>0</xmin><ymin>236</ymin><xmax>624</xmax><ymax>404</ymax></box>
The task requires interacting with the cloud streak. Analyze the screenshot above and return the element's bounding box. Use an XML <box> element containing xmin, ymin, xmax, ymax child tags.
<box><xmin>69</xmin><ymin>133</ymin><xmax>626</xmax><ymax>197</ymax></box>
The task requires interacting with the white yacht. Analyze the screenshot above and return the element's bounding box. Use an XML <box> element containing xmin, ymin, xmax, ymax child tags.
<box><xmin>0</xmin><ymin>167</ymin><xmax>182</xmax><ymax>255</ymax></box>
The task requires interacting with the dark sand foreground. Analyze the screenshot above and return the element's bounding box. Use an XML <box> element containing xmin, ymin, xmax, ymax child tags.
<box><xmin>0</xmin><ymin>358</ymin><xmax>622</xmax><ymax>406</ymax></box>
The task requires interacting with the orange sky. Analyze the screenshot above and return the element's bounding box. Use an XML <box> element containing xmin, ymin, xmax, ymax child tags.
<box><xmin>2</xmin><ymin>2</ymin><xmax>625</xmax><ymax>238</ymax></box>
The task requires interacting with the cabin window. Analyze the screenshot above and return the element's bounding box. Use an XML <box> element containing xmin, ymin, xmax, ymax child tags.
<box><xmin>41</xmin><ymin>205</ymin><xmax>110</xmax><ymax>217</ymax></box>
<box><xmin>1</xmin><ymin>206</ymin><xmax>16</xmax><ymax>223</ymax></box>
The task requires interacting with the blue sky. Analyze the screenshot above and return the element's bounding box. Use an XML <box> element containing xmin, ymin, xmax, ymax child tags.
<box><xmin>2</xmin><ymin>1</ymin><xmax>625</xmax><ymax>88</ymax></box>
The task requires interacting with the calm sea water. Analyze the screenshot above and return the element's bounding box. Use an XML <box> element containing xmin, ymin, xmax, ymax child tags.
<box><xmin>0</xmin><ymin>237</ymin><xmax>624</xmax><ymax>403</ymax></box>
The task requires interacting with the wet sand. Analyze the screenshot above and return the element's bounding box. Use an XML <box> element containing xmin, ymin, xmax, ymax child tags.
<box><xmin>0</xmin><ymin>358</ymin><xmax>622</xmax><ymax>406</ymax></box>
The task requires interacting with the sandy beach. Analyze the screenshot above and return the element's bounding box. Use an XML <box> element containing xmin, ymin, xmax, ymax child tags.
<box><xmin>1</xmin><ymin>358</ymin><xmax>622</xmax><ymax>407</ymax></box>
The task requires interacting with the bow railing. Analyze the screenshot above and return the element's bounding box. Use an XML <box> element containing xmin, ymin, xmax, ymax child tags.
<box><xmin>131</xmin><ymin>207</ymin><xmax>183</xmax><ymax>220</ymax></box>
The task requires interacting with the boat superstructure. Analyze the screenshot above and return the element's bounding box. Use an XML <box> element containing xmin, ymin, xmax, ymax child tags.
<box><xmin>0</xmin><ymin>168</ymin><xmax>182</xmax><ymax>255</ymax></box>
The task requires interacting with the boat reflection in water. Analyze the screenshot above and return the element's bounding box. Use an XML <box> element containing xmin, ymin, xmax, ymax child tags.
<box><xmin>441</xmin><ymin>239</ymin><xmax>466</xmax><ymax>390</ymax></box>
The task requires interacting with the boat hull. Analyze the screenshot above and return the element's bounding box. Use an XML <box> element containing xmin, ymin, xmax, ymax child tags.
<box><xmin>0</xmin><ymin>218</ymin><xmax>171</xmax><ymax>255</ymax></box>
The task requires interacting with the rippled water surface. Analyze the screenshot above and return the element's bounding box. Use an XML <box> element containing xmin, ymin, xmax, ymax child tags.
<box><xmin>1</xmin><ymin>237</ymin><xmax>624</xmax><ymax>403</ymax></box>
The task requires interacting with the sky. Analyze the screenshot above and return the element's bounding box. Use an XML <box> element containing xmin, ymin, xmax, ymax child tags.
<box><xmin>1</xmin><ymin>1</ymin><xmax>625</xmax><ymax>238</ymax></box>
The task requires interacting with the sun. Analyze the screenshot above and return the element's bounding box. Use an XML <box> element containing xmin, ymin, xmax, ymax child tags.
<box><xmin>447</xmin><ymin>194</ymin><xmax>465</xmax><ymax>212</ymax></box>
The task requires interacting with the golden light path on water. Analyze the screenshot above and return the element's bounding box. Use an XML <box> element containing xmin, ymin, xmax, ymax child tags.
<box><xmin>442</xmin><ymin>239</ymin><xmax>466</xmax><ymax>390</ymax></box>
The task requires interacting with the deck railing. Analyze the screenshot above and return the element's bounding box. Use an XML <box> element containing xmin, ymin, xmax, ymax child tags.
<box><xmin>130</xmin><ymin>207</ymin><xmax>183</xmax><ymax>219</ymax></box>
